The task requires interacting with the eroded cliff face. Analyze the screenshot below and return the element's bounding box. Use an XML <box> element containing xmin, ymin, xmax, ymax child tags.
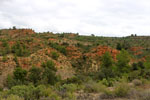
<box><xmin>85</xmin><ymin>46</ymin><xmax>119</xmax><ymax>60</ymax></box>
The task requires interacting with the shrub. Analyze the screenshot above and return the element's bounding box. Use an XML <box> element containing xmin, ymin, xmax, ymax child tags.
<box><xmin>14</xmin><ymin>55</ymin><xmax>20</xmax><ymax>67</ymax></box>
<box><xmin>49</xmin><ymin>42</ymin><xmax>67</xmax><ymax>55</ymax></box>
<box><xmin>35</xmin><ymin>85</ymin><xmax>53</xmax><ymax>97</ymax></box>
<box><xmin>84</xmin><ymin>80</ymin><xmax>106</xmax><ymax>93</ymax></box>
<box><xmin>6</xmin><ymin>84</ymin><xmax>57</xmax><ymax>100</ymax></box>
<box><xmin>28</xmin><ymin>66</ymin><xmax>42</xmax><ymax>85</ymax></box>
<box><xmin>48</xmin><ymin>93</ymin><xmax>61</xmax><ymax>100</ymax></box>
<box><xmin>1</xmin><ymin>94</ymin><xmax>24</xmax><ymax>100</ymax></box>
<box><xmin>2</xmin><ymin>55</ymin><xmax>7</xmax><ymax>62</ymax></box>
<box><xmin>114</xmin><ymin>82</ymin><xmax>130</xmax><ymax>97</ymax></box>
<box><xmin>128</xmin><ymin>70</ymin><xmax>141</xmax><ymax>81</ymax></box>
<box><xmin>62</xmin><ymin>84</ymin><xmax>78</xmax><ymax>93</ymax></box>
<box><xmin>132</xmin><ymin>79</ymin><xmax>142</xmax><ymax>86</ymax></box>
<box><xmin>13</xmin><ymin>67</ymin><xmax>27</xmax><ymax>83</ymax></box>
<box><xmin>116</xmin><ymin>49</ymin><xmax>130</xmax><ymax>73</ymax></box>
<box><xmin>8</xmin><ymin>85</ymin><xmax>34</xmax><ymax>100</ymax></box>
<box><xmin>64</xmin><ymin>92</ymin><xmax>76</xmax><ymax>100</ymax></box>
<box><xmin>42</xmin><ymin>60</ymin><xmax>58</xmax><ymax>85</ymax></box>
<box><xmin>5</xmin><ymin>75</ymin><xmax>16</xmax><ymax>89</ymax></box>
<box><xmin>138</xmin><ymin>90</ymin><xmax>150</xmax><ymax>100</ymax></box>
<box><xmin>101</xmin><ymin>78</ymin><xmax>116</xmax><ymax>87</ymax></box>
<box><xmin>101</xmin><ymin>89</ymin><xmax>115</xmax><ymax>99</ymax></box>
<box><xmin>11</xmin><ymin>42</ymin><xmax>30</xmax><ymax>57</ymax></box>
<box><xmin>51</xmin><ymin>51</ymin><xmax>59</xmax><ymax>60</ymax></box>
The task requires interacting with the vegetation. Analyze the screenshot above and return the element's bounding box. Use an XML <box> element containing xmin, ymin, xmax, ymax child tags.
<box><xmin>0</xmin><ymin>28</ymin><xmax>150</xmax><ymax>99</ymax></box>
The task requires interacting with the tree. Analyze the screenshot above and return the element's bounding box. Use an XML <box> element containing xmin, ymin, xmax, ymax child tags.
<box><xmin>42</xmin><ymin>60</ymin><xmax>58</xmax><ymax>85</ymax></box>
<box><xmin>116</xmin><ymin>43</ymin><xmax>122</xmax><ymax>50</ymax></box>
<box><xmin>101</xmin><ymin>52</ymin><xmax>113</xmax><ymax>68</ymax></box>
<box><xmin>13</xmin><ymin>26</ymin><xmax>16</xmax><ymax>30</ymax></box>
<box><xmin>28</xmin><ymin>66</ymin><xmax>42</xmax><ymax>85</ymax></box>
<box><xmin>116</xmin><ymin>49</ymin><xmax>130</xmax><ymax>73</ymax></box>
<box><xmin>98</xmin><ymin>52</ymin><xmax>116</xmax><ymax>79</ymax></box>
<box><xmin>122</xmin><ymin>41</ymin><xmax>131</xmax><ymax>50</ymax></box>
<box><xmin>13</xmin><ymin>67</ymin><xmax>27</xmax><ymax>83</ymax></box>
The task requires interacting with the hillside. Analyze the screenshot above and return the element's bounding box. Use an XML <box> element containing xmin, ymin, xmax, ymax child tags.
<box><xmin>1</xmin><ymin>28</ymin><xmax>150</xmax><ymax>100</ymax></box>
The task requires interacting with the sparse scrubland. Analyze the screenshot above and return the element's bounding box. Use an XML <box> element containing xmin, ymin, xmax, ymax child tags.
<box><xmin>1</xmin><ymin>28</ymin><xmax>150</xmax><ymax>100</ymax></box>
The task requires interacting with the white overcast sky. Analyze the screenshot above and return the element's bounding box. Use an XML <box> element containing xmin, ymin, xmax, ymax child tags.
<box><xmin>0</xmin><ymin>0</ymin><xmax>150</xmax><ymax>36</ymax></box>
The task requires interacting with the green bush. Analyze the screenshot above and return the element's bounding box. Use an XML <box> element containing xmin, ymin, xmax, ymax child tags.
<box><xmin>51</xmin><ymin>51</ymin><xmax>59</xmax><ymax>60</ymax></box>
<box><xmin>5</xmin><ymin>67</ymin><xmax>28</xmax><ymax>88</ymax></box>
<box><xmin>13</xmin><ymin>67</ymin><xmax>27</xmax><ymax>83</ymax></box>
<box><xmin>11</xmin><ymin>42</ymin><xmax>30</xmax><ymax>57</ymax></box>
<box><xmin>49</xmin><ymin>42</ymin><xmax>67</xmax><ymax>55</ymax></box>
<box><xmin>128</xmin><ymin>70</ymin><xmax>141</xmax><ymax>81</ymax></box>
<box><xmin>62</xmin><ymin>84</ymin><xmax>78</xmax><ymax>93</ymax></box>
<box><xmin>64</xmin><ymin>92</ymin><xmax>76</xmax><ymax>100</ymax></box>
<box><xmin>5</xmin><ymin>84</ymin><xmax>58</xmax><ymax>100</ymax></box>
<box><xmin>42</xmin><ymin>60</ymin><xmax>58</xmax><ymax>85</ymax></box>
<box><xmin>8</xmin><ymin>85</ymin><xmax>34</xmax><ymax>100</ymax></box>
<box><xmin>1</xmin><ymin>94</ymin><xmax>24</xmax><ymax>100</ymax></box>
<box><xmin>2</xmin><ymin>55</ymin><xmax>7</xmax><ymax>62</ymax></box>
<box><xmin>114</xmin><ymin>82</ymin><xmax>130</xmax><ymax>97</ymax></box>
<box><xmin>5</xmin><ymin>75</ymin><xmax>16</xmax><ymax>89</ymax></box>
<box><xmin>28</xmin><ymin>66</ymin><xmax>42</xmax><ymax>85</ymax></box>
<box><xmin>101</xmin><ymin>89</ymin><xmax>115</xmax><ymax>99</ymax></box>
<box><xmin>116</xmin><ymin>49</ymin><xmax>130</xmax><ymax>74</ymax></box>
<box><xmin>84</xmin><ymin>80</ymin><xmax>106</xmax><ymax>93</ymax></box>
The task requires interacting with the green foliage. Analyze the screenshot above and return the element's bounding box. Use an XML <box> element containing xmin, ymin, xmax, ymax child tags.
<box><xmin>0</xmin><ymin>84</ymin><xmax>61</xmax><ymax>100</ymax></box>
<box><xmin>84</xmin><ymin>80</ymin><xmax>106</xmax><ymax>93</ymax></box>
<box><xmin>28</xmin><ymin>66</ymin><xmax>42</xmax><ymax>85</ymax></box>
<box><xmin>62</xmin><ymin>84</ymin><xmax>78</xmax><ymax>93</ymax></box>
<box><xmin>2</xmin><ymin>40</ymin><xmax>9</xmax><ymax>47</ymax></box>
<box><xmin>114</xmin><ymin>82</ymin><xmax>130</xmax><ymax>97</ymax></box>
<box><xmin>2</xmin><ymin>55</ymin><xmax>7</xmax><ymax>62</ymax></box>
<box><xmin>49</xmin><ymin>42</ymin><xmax>67</xmax><ymax>55</ymax></box>
<box><xmin>13</xmin><ymin>55</ymin><xmax>20</xmax><ymax>67</ymax></box>
<box><xmin>12</xmin><ymin>26</ymin><xmax>16</xmax><ymax>30</ymax></box>
<box><xmin>116</xmin><ymin>49</ymin><xmax>130</xmax><ymax>73</ymax></box>
<box><xmin>41</xmin><ymin>60</ymin><xmax>56</xmax><ymax>70</ymax></box>
<box><xmin>8</xmin><ymin>85</ymin><xmax>34</xmax><ymax>100</ymax></box>
<box><xmin>5</xmin><ymin>75</ymin><xmax>16</xmax><ymax>89</ymax></box>
<box><xmin>42</xmin><ymin>60</ymin><xmax>58</xmax><ymax>85</ymax></box>
<box><xmin>1</xmin><ymin>94</ymin><xmax>24</xmax><ymax>100</ymax></box>
<box><xmin>101</xmin><ymin>80</ymin><xmax>130</xmax><ymax>99</ymax></box>
<box><xmin>63</xmin><ymin>76</ymin><xmax>83</xmax><ymax>84</ymax></box>
<box><xmin>101</xmin><ymin>52</ymin><xmax>113</xmax><ymax>68</ymax></box>
<box><xmin>101</xmin><ymin>78</ymin><xmax>116</xmax><ymax>87</ymax></box>
<box><xmin>51</xmin><ymin>51</ymin><xmax>59</xmax><ymax>60</ymax></box>
<box><xmin>13</xmin><ymin>67</ymin><xmax>27</xmax><ymax>84</ymax></box>
<box><xmin>11</xmin><ymin>42</ymin><xmax>30</xmax><ymax>57</ymax></box>
<box><xmin>128</xmin><ymin>70</ymin><xmax>141</xmax><ymax>81</ymax></box>
<box><xmin>98</xmin><ymin>52</ymin><xmax>116</xmax><ymax>79</ymax></box>
<box><xmin>144</xmin><ymin>57</ymin><xmax>150</xmax><ymax>69</ymax></box>
<box><xmin>116</xmin><ymin>43</ymin><xmax>122</xmax><ymax>50</ymax></box>
<box><xmin>1</xmin><ymin>40</ymin><xmax>11</xmax><ymax>55</ymax></box>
